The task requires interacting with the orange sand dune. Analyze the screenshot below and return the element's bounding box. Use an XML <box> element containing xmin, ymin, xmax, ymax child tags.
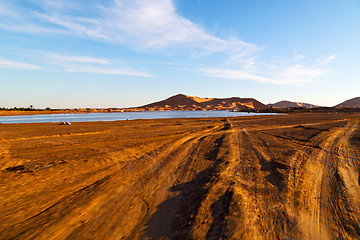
<box><xmin>186</xmin><ymin>95</ymin><xmax>215</xmax><ymax>103</ymax></box>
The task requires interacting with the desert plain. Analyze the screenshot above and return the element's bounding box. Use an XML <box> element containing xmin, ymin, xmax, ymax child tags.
<box><xmin>0</xmin><ymin>112</ymin><xmax>359</xmax><ymax>239</ymax></box>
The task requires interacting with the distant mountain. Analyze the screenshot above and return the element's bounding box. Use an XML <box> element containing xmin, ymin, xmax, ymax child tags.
<box><xmin>138</xmin><ymin>94</ymin><xmax>267</xmax><ymax>111</ymax></box>
<box><xmin>335</xmin><ymin>97</ymin><xmax>360</xmax><ymax>108</ymax></box>
<box><xmin>268</xmin><ymin>100</ymin><xmax>318</xmax><ymax>108</ymax></box>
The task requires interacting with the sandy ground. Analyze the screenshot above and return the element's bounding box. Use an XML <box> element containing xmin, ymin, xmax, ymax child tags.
<box><xmin>0</xmin><ymin>113</ymin><xmax>359</xmax><ymax>239</ymax></box>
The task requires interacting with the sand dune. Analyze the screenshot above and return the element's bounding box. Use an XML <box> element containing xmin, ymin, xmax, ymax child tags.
<box><xmin>139</xmin><ymin>94</ymin><xmax>267</xmax><ymax>111</ymax></box>
<box><xmin>186</xmin><ymin>95</ymin><xmax>215</xmax><ymax>103</ymax></box>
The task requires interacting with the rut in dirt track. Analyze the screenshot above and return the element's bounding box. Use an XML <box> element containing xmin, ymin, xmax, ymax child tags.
<box><xmin>144</xmin><ymin>120</ymin><xmax>232</xmax><ymax>239</ymax></box>
<box><xmin>286</xmin><ymin>120</ymin><xmax>360</xmax><ymax>240</ymax></box>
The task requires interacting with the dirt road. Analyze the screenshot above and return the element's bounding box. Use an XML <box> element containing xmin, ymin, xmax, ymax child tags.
<box><xmin>0</xmin><ymin>113</ymin><xmax>359</xmax><ymax>239</ymax></box>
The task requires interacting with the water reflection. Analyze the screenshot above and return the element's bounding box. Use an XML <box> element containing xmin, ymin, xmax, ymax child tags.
<box><xmin>0</xmin><ymin>111</ymin><xmax>281</xmax><ymax>124</ymax></box>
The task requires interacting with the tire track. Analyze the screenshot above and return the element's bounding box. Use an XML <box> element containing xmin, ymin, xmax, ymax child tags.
<box><xmin>143</xmin><ymin>120</ymin><xmax>232</xmax><ymax>239</ymax></box>
<box><xmin>1</xmin><ymin>123</ymin><xmax>224</xmax><ymax>240</ymax></box>
<box><xmin>287</xmin><ymin>120</ymin><xmax>360</xmax><ymax>239</ymax></box>
<box><xmin>319</xmin><ymin>121</ymin><xmax>360</xmax><ymax>239</ymax></box>
<box><xmin>60</xmin><ymin>122</ymin><xmax>226</xmax><ymax>240</ymax></box>
<box><xmin>239</xmin><ymin>128</ymin><xmax>295</xmax><ymax>239</ymax></box>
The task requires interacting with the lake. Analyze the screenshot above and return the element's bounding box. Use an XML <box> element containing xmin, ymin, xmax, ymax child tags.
<box><xmin>0</xmin><ymin>111</ymin><xmax>281</xmax><ymax>124</ymax></box>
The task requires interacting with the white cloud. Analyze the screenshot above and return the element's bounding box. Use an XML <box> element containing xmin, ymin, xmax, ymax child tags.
<box><xmin>199</xmin><ymin>54</ymin><xmax>335</xmax><ymax>86</ymax></box>
<box><xmin>0</xmin><ymin>53</ymin><xmax>152</xmax><ymax>77</ymax></box>
<box><xmin>0</xmin><ymin>3</ymin><xmax>17</xmax><ymax>17</ymax></box>
<box><xmin>281</xmin><ymin>64</ymin><xmax>325</xmax><ymax>78</ymax></box>
<box><xmin>46</xmin><ymin>54</ymin><xmax>109</xmax><ymax>64</ymax></box>
<box><xmin>43</xmin><ymin>53</ymin><xmax>153</xmax><ymax>77</ymax></box>
<box><xmin>63</xmin><ymin>65</ymin><xmax>153</xmax><ymax>77</ymax></box>
<box><xmin>100</xmin><ymin>0</ymin><xmax>254</xmax><ymax>53</ymax></box>
<box><xmin>275</xmin><ymin>64</ymin><xmax>327</xmax><ymax>86</ymax></box>
<box><xmin>0</xmin><ymin>59</ymin><xmax>41</xmax><ymax>70</ymax></box>
<box><xmin>40</xmin><ymin>52</ymin><xmax>152</xmax><ymax>77</ymax></box>
<box><xmin>0</xmin><ymin>0</ymin><xmax>256</xmax><ymax>57</ymax></box>
<box><xmin>293</xmin><ymin>54</ymin><xmax>305</xmax><ymax>61</ymax></box>
<box><xmin>199</xmin><ymin>68</ymin><xmax>276</xmax><ymax>84</ymax></box>
<box><xmin>317</xmin><ymin>54</ymin><xmax>337</xmax><ymax>65</ymax></box>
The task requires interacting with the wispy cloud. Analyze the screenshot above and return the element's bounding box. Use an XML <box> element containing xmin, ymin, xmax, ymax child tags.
<box><xmin>0</xmin><ymin>52</ymin><xmax>152</xmax><ymax>77</ymax></box>
<box><xmin>317</xmin><ymin>54</ymin><xmax>337</xmax><ymax>65</ymax></box>
<box><xmin>199</xmin><ymin>68</ymin><xmax>276</xmax><ymax>84</ymax></box>
<box><xmin>41</xmin><ymin>52</ymin><xmax>152</xmax><ymax>77</ymax></box>
<box><xmin>293</xmin><ymin>54</ymin><xmax>305</xmax><ymax>61</ymax></box>
<box><xmin>63</xmin><ymin>65</ymin><xmax>153</xmax><ymax>77</ymax></box>
<box><xmin>0</xmin><ymin>0</ymin><xmax>257</xmax><ymax>57</ymax></box>
<box><xmin>0</xmin><ymin>2</ymin><xmax>18</xmax><ymax>17</ymax></box>
<box><xmin>0</xmin><ymin>59</ymin><xmax>42</xmax><ymax>70</ymax></box>
<box><xmin>199</xmin><ymin>54</ymin><xmax>336</xmax><ymax>86</ymax></box>
<box><xmin>46</xmin><ymin>54</ymin><xmax>110</xmax><ymax>64</ymax></box>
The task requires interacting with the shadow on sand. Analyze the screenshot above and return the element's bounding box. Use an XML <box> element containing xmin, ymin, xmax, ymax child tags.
<box><xmin>206</xmin><ymin>184</ymin><xmax>234</xmax><ymax>239</ymax></box>
<box><xmin>259</xmin><ymin>158</ymin><xmax>288</xmax><ymax>191</ymax></box>
<box><xmin>143</xmin><ymin>134</ymin><xmax>227</xmax><ymax>239</ymax></box>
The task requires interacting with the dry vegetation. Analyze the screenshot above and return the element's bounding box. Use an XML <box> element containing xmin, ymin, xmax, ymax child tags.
<box><xmin>0</xmin><ymin>113</ymin><xmax>359</xmax><ymax>239</ymax></box>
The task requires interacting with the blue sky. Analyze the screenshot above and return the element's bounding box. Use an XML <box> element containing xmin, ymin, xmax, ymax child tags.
<box><xmin>0</xmin><ymin>0</ymin><xmax>359</xmax><ymax>108</ymax></box>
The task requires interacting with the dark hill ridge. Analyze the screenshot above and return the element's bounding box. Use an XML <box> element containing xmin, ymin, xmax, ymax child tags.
<box><xmin>268</xmin><ymin>100</ymin><xmax>318</xmax><ymax>108</ymax></box>
<box><xmin>335</xmin><ymin>97</ymin><xmax>360</xmax><ymax>108</ymax></box>
<box><xmin>139</xmin><ymin>94</ymin><xmax>267</xmax><ymax>110</ymax></box>
<box><xmin>142</xmin><ymin>94</ymin><xmax>198</xmax><ymax>108</ymax></box>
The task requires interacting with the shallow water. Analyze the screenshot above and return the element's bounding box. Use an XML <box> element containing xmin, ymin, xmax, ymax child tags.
<box><xmin>0</xmin><ymin>111</ymin><xmax>281</xmax><ymax>124</ymax></box>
